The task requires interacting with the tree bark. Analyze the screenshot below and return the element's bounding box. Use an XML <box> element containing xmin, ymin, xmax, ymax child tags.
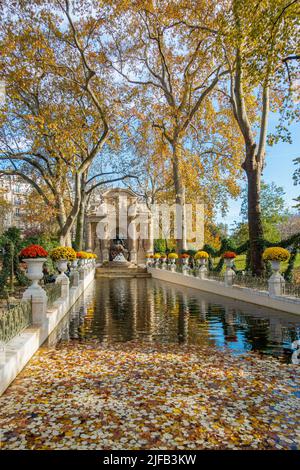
<box><xmin>230</xmin><ymin>47</ymin><xmax>270</xmax><ymax>276</ymax></box>
<box><xmin>244</xmin><ymin>152</ymin><xmax>264</xmax><ymax>276</ymax></box>
<box><xmin>74</xmin><ymin>194</ymin><xmax>86</xmax><ymax>250</ymax></box>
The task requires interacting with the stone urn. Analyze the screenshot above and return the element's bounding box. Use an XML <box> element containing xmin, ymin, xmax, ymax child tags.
<box><xmin>270</xmin><ymin>260</ymin><xmax>281</xmax><ymax>272</ymax></box>
<box><xmin>71</xmin><ymin>259</ymin><xmax>78</xmax><ymax>270</ymax></box>
<box><xmin>56</xmin><ymin>259</ymin><xmax>69</xmax><ymax>275</ymax></box>
<box><xmin>168</xmin><ymin>258</ymin><xmax>177</xmax><ymax>272</ymax></box>
<box><xmin>23</xmin><ymin>258</ymin><xmax>47</xmax><ymax>292</ymax></box>
<box><xmin>224</xmin><ymin>258</ymin><xmax>234</xmax><ymax>268</ymax></box>
<box><xmin>182</xmin><ymin>257</ymin><xmax>189</xmax><ymax>265</ymax></box>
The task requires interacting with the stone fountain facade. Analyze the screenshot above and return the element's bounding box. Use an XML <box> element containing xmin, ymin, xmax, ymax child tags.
<box><xmin>84</xmin><ymin>188</ymin><xmax>154</xmax><ymax>266</ymax></box>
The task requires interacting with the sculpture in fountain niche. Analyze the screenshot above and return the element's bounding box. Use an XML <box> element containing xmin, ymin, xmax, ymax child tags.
<box><xmin>110</xmin><ymin>238</ymin><xmax>129</xmax><ymax>264</ymax></box>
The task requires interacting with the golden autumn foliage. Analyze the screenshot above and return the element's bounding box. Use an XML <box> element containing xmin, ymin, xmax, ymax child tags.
<box><xmin>0</xmin><ymin>0</ymin><xmax>298</xmax><ymax>256</ymax></box>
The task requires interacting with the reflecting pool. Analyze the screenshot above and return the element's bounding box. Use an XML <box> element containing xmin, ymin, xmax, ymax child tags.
<box><xmin>49</xmin><ymin>278</ymin><xmax>300</xmax><ymax>363</ymax></box>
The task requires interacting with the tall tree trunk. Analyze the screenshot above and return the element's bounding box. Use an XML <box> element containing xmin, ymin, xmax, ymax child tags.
<box><xmin>171</xmin><ymin>140</ymin><xmax>187</xmax><ymax>253</ymax></box>
<box><xmin>57</xmin><ymin>198</ymin><xmax>68</xmax><ymax>246</ymax></box>
<box><xmin>57</xmin><ymin>173</ymin><xmax>82</xmax><ymax>247</ymax></box>
<box><xmin>244</xmin><ymin>152</ymin><xmax>264</xmax><ymax>276</ymax></box>
<box><xmin>74</xmin><ymin>194</ymin><xmax>86</xmax><ymax>251</ymax></box>
<box><xmin>231</xmin><ymin>46</ymin><xmax>269</xmax><ymax>276</ymax></box>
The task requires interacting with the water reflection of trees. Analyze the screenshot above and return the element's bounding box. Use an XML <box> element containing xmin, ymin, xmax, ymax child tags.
<box><xmin>63</xmin><ymin>279</ymin><xmax>299</xmax><ymax>360</ymax></box>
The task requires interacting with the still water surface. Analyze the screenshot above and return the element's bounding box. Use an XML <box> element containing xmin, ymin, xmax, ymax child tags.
<box><xmin>49</xmin><ymin>278</ymin><xmax>300</xmax><ymax>363</ymax></box>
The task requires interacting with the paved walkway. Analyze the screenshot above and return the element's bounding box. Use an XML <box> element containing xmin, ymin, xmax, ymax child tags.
<box><xmin>0</xmin><ymin>341</ymin><xmax>299</xmax><ymax>450</ymax></box>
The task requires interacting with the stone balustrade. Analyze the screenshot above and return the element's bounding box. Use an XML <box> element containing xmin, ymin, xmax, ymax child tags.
<box><xmin>0</xmin><ymin>264</ymin><xmax>95</xmax><ymax>396</ymax></box>
<box><xmin>148</xmin><ymin>262</ymin><xmax>299</xmax><ymax>315</ymax></box>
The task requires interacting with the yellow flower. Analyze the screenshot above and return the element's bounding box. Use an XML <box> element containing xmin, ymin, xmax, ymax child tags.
<box><xmin>263</xmin><ymin>247</ymin><xmax>290</xmax><ymax>262</ymax></box>
<box><xmin>168</xmin><ymin>253</ymin><xmax>178</xmax><ymax>259</ymax></box>
<box><xmin>194</xmin><ymin>251</ymin><xmax>209</xmax><ymax>260</ymax></box>
<box><xmin>50</xmin><ymin>246</ymin><xmax>77</xmax><ymax>261</ymax></box>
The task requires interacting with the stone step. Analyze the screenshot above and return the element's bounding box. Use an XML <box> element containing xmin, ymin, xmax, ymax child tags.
<box><xmin>95</xmin><ymin>267</ymin><xmax>151</xmax><ymax>278</ymax></box>
<box><xmin>96</xmin><ymin>273</ymin><xmax>152</xmax><ymax>278</ymax></box>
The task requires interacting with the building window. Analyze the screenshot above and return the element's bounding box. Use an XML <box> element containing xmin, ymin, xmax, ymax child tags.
<box><xmin>15</xmin><ymin>208</ymin><xmax>20</xmax><ymax>216</ymax></box>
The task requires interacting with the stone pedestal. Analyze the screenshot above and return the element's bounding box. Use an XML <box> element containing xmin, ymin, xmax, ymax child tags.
<box><xmin>71</xmin><ymin>270</ymin><xmax>80</xmax><ymax>287</ymax></box>
<box><xmin>23</xmin><ymin>289</ymin><xmax>47</xmax><ymax>325</ymax></box>
<box><xmin>182</xmin><ymin>265</ymin><xmax>189</xmax><ymax>276</ymax></box>
<box><xmin>224</xmin><ymin>269</ymin><xmax>235</xmax><ymax>286</ymax></box>
<box><xmin>198</xmin><ymin>265</ymin><xmax>207</xmax><ymax>279</ymax></box>
<box><xmin>268</xmin><ymin>272</ymin><xmax>285</xmax><ymax>297</ymax></box>
<box><xmin>79</xmin><ymin>268</ymin><xmax>85</xmax><ymax>281</ymax></box>
<box><xmin>224</xmin><ymin>259</ymin><xmax>235</xmax><ymax>287</ymax></box>
<box><xmin>56</xmin><ymin>273</ymin><xmax>69</xmax><ymax>299</ymax></box>
<box><xmin>102</xmin><ymin>248</ymin><xmax>109</xmax><ymax>263</ymax></box>
<box><xmin>130</xmin><ymin>250</ymin><xmax>137</xmax><ymax>264</ymax></box>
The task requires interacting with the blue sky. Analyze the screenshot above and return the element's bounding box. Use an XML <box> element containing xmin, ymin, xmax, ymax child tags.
<box><xmin>217</xmin><ymin>113</ymin><xmax>300</xmax><ymax>231</ymax></box>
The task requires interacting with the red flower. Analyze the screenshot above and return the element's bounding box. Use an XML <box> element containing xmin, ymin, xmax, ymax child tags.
<box><xmin>20</xmin><ymin>244</ymin><xmax>48</xmax><ymax>259</ymax></box>
<box><xmin>180</xmin><ymin>253</ymin><xmax>190</xmax><ymax>258</ymax></box>
<box><xmin>223</xmin><ymin>251</ymin><xmax>237</xmax><ymax>259</ymax></box>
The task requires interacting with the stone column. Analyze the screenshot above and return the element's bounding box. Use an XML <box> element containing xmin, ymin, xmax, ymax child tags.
<box><xmin>148</xmin><ymin>215</ymin><xmax>154</xmax><ymax>253</ymax></box>
<box><xmin>86</xmin><ymin>220</ymin><xmax>92</xmax><ymax>251</ymax></box>
<box><xmin>102</xmin><ymin>238</ymin><xmax>110</xmax><ymax>263</ymax></box>
<box><xmin>129</xmin><ymin>219</ymin><xmax>137</xmax><ymax>264</ymax></box>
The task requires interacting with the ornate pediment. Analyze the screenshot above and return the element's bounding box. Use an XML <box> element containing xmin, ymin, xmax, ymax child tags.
<box><xmin>102</xmin><ymin>187</ymin><xmax>138</xmax><ymax>201</ymax></box>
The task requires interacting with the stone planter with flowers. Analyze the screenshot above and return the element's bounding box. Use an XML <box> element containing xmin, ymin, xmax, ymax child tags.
<box><xmin>20</xmin><ymin>244</ymin><xmax>48</xmax><ymax>300</ymax></box>
<box><xmin>168</xmin><ymin>253</ymin><xmax>178</xmax><ymax>271</ymax></box>
<box><xmin>145</xmin><ymin>253</ymin><xmax>154</xmax><ymax>267</ymax></box>
<box><xmin>160</xmin><ymin>253</ymin><xmax>167</xmax><ymax>269</ymax></box>
<box><xmin>194</xmin><ymin>251</ymin><xmax>209</xmax><ymax>279</ymax></box>
<box><xmin>223</xmin><ymin>251</ymin><xmax>237</xmax><ymax>286</ymax></box>
<box><xmin>153</xmin><ymin>253</ymin><xmax>161</xmax><ymax>267</ymax></box>
<box><xmin>50</xmin><ymin>247</ymin><xmax>77</xmax><ymax>294</ymax></box>
<box><xmin>180</xmin><ymin>254</ymin><xmax>190</xmax><ymax>275</ymax></box>
<box><xmin>263</xmin><ymin>247</ymin><xmax>290</xmax><ymax>296</ymax></box>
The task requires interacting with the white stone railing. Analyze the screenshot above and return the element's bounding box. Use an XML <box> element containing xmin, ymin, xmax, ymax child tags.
<box><xmin>0</xmin><ymin>263</ymin><xmax>95</xmax><ymax>396</ymax></box>
<box><xmin>148</xmin><ymin>266</ymin><xmax>300</xmax><ymax>316</ymax></box>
